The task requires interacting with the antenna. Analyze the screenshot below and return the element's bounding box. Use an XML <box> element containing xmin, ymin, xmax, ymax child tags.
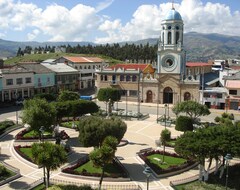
<box><xmin>172</xmin><ymin>0</ymin><xmax>175</xmax><ymax>10</ymax></box>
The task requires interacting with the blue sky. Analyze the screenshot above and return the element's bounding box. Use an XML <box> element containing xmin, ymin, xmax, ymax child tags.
<box><xmin>0</xmin><ymin>0</ymin><xmax>239</xmax><ymax>43</ymax></box>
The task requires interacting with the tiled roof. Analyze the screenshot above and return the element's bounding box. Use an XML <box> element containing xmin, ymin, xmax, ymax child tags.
<box><xmin>226</xmin><ymin>80</ymin><xmax>240</xmax><ymax>89</ymax></box>
<box><xmin>109</xmin><ymin>64</ymin><xmax>148</xmax><ymax>71</ymax></box>
<box><xmin>63</xmin><ymin>56</ymin><xmax>104</xmax><ymax>63</ymax></box>
<box><xmin>186</xmin><ymin>62</ymin><xmax>212</xmax><ymax>67</ymax></box>
<box><xmin>0</xmin><ymin>65</ymin><xmax>33</xmax><ymax>74</ymax></box>
<box><xmin>41</xmin><ymin>63</ymin><xmax>78</xmax><ymax>73</ymax></box>
<box><xmin>20</xmin><ymin>63</ymin><xmax>53</xmax><ymax>74</ymax></box>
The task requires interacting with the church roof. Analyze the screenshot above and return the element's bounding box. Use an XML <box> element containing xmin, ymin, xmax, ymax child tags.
<box><xmin>164</xmin><ymin>9</ymin><xmax>182</xmax><ymax>21</ymax></box>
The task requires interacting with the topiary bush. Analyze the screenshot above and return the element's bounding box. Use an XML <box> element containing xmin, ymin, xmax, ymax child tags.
<box><xmin>214</xmin><ymin>116</ymin><xmax>220</xmax><ymax>123</ymax></box>
<box><xmin>175</xmin><ymin>116</ymin><xmax>193</xmax><ymax>132</ymax></box>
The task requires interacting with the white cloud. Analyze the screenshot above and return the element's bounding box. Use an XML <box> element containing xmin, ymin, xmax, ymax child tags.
<box><xmin>0</xmin><ymin>0</ymin><xmax>239</xmax><ymax>42</ymax></box>
<box><xmin>27</xmin><ymin>29</ymin><xmax>40</xmax><ymax>41</ymax></box>
<box><xmin>96</xmin><ymin>0</ymin><xmax>240</xmax><ymax>43</ymax></box>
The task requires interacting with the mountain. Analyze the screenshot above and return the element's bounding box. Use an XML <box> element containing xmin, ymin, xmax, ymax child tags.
<box><xmin>1</xmin><ymin>32</ymin><xmax>240</xmax><ymax>62</ymax></box>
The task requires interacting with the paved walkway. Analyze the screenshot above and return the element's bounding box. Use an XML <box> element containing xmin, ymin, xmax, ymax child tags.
<box><xmin>0</xmin><ymin>112</ymin><xmax>233</xmax><ymax>190</ymax></box>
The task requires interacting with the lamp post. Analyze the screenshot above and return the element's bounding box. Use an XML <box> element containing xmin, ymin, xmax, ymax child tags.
<box><xmin>16</xmin><ymin>110</ymin><xmax>18</xmax><ymax>126</ymax></box>
<box><xmin>143</xmin><ymin>167</ymin><xmax>152</xmax><ymax>190</ymax></box>
<box><xmin>224</xmin><ymin>153</ymin><xmax>232</xmax><ymax>190</ymax></box>
<box><xmin>39</xmin><ymin>126</ymin><xmax>46</xmax><ymax>187</ymax></box>
<box><xmin>137</xmin><ymin>71</ymin><xmax>141</xmax><ymax>120</ymax></box>
<box><xmin>164</xmin><ymin>104</ymin><xmax>167</xmax><ymax>129</ymax></box>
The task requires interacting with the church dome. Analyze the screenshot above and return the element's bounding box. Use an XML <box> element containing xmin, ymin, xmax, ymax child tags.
<box><xmin>164</xmin><ymin>9</ymin><xmax>182</xmax><ymax>21</ymax></box>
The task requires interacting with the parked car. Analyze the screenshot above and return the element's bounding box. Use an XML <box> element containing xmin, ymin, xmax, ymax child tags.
<box><xmin>15</xmin><ymin>98</ymin><xmax>24</xmax><ymax>106</ymax></box>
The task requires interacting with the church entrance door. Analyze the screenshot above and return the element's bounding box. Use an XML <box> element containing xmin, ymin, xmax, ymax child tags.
<box><xmin>146</xmin><ymin>90</ymin><xmax>153</xmax><ymax>103</ymax></box>
<box><xmin>163</xmin><ymin>87</ymin><xmax>173</xmax><ymax>104</ymax></box>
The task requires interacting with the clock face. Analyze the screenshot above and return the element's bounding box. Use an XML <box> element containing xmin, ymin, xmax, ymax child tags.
<box><xmin>162</xmin><ymin>56</ymin><xmax>176</xmax><ymax>71</ymax></box>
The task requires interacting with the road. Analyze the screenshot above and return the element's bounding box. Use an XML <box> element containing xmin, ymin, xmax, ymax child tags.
<box><xmin>1</xmin><ymin>101</ymin><xmax>240</xmax><ymax>123</ymax></box>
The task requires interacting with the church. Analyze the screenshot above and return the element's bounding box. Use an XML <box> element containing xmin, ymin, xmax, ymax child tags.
<box><xmin>95</xmin><ymin>6</ymin><xmax>202</xmax><ymax>105</ymax></box>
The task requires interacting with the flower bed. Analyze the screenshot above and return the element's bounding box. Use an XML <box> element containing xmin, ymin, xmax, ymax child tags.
<box><xmin>14</xmin><ymin>145</ymin><xmax>34</xmax><ymax>163</ymax></box>
<box><xmin>15</xmin><ymin>129</ymin><xmax>69</xmax><ymax>140</ymax></box>
<box><xmin>62</xmin><ymin>157</ymin><xmax>128</xmax><ymax>178</ymax></box>
<box><xmin>139</xmin><ymin>150</ymin><xmax>196</xmax><ymax>175</ymax></box>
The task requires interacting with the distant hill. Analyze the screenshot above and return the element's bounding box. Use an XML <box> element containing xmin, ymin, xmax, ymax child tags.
<box><xmin>1</xmin><ymin>32</ymin><xmax>240</xmax><ymax>62</ymax></box>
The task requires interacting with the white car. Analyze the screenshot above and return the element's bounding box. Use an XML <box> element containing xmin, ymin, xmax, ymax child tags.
<box><xmin>15</xmin><ymin>98</ymin><xmax>24</xmax><ymax>106</ymax></box>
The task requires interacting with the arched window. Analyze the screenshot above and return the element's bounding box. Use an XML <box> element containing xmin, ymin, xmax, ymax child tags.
<box><xmin>104</xmin><ymin>75</ymin><xmax>108</xmax><ymax>81</ymax></box>
<box><xmin>132</xmin><ymin>75</ymin><xmax>137</xmax><ymax>82</ymax></box>
<box><xmin>168</xmin><ymin>32</ymin><xmax>171</xmax><ymax>44</ymax></box>
<box><xmin>162</xmin><ymin>33</ymin><xmax>164</xmax><ymax>44</ymax></box>
<box><xmin>184</xmin><ymin>92</ymin><xmax>191</xmax><ymax>101</ymax></box>
<box><xmin>176</xmin><ymin>31</ymin><xmax>180</xmax><ymax>44</ymax></box>
<box><xmin>100</xmin><ymin>75</ymin><xmax>103</xmax><ymax>81</ymax></box>
<box><xmin>126</xmin><ymin>75</ymin><xmax>131</xmax><ymax>82</ymax></box>
<box><xmin>88</xmin><ymin>66</ymin><xmax>91</xmax><ymax>69</ymax></box>
<box><xmin>120</xmin><ymin>75</ymin><xmax>125</xmax><ymax>81</ymax></box>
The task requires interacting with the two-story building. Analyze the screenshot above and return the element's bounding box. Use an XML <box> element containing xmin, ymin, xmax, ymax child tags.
<box><xmin>0</xmin><ymin>65</ymin><xmax>34</xmax><ymax>102</ymax></box>
<box><xmin>20</xmin><ymin>63</ymin><xmax>56</xmax><ymax>94</ymax></box>
<box><xmin>55</xmin><ymin>56</ymin><xmax>107</xmax><ymax>91</ymax></box>
<box><xmin>40</xmin><ymin>62</ymin><xmax>79</xmax><ymax>92</ymax></box>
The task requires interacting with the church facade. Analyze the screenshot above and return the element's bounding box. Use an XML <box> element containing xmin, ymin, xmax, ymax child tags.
<box><xmin>95</xmin><ymin>7</ymin><xmax>200</xmax><ymax>105</ymax></box>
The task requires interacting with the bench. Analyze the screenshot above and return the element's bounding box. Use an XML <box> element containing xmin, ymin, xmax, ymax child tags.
<box><xmin>153</xmin><ymin>157</ymin><xmax>162</xmax><ymax>164</ymax></box>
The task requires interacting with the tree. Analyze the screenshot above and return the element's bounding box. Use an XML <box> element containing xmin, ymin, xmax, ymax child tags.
<box><xmin>78</xmin><ymin>116</ymin><xmax>127</xmax><ymax>148</ymax></box>
<box><xmin>160</xmin><ymin>129</ymin><xmax>171</xmax><ymax>163</ymax></box>
<box><xmin>172</xmin><ymin>101</ymin><xmax>210</xmax><ymax>123</ymax></box>
<box><xmin>89</xmin><ymin>136</ymin><xmax>118</xmax><ymax>190</ymax></box>
<box><xmin>32</xmin><ymin>142</ymin><xmax>67</xmax><ymax>187</ymax></box>
<box><xmin>58</xmin><ymin>90</ymin><xmax>79</xmax><ymax>102</ymax></box>
<box><xmin>97</xmin><ymin>88</ymin><xmax>121</xmax><ymax>113</ymax></box>
<box><xmin>22</xmin><ymin>98</ymin><xmax>56</xmax><ymax>137</ymax></box>
<box><xmin>175</xmin><ymin>115</ymin><xmax>193</xmax><ymax>132</ymax></box>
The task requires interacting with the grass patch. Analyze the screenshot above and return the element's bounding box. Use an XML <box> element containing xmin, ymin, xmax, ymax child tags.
<box><xmin>61</xmin><ymin>121</ymin><xmax>80</xmax><ymax>129</ymax></box>
<box><xmin>74</xmin><ymin>160</ymin><xmax>120</xmax><ymax>176</ymax></box>
<box><xmin>19</xmin><ymin>147</ymin><xmax>33</xmax><ymax>160</ymax></box>
<box><xmin>31</xmin><ymin>183</ymin><xmax>46</xmax><ymax>190</ymax></box>
<box><xmin>147</xmin><ymin>154</ymin><xmax>186</xmax><ymax>170</ymax></box>
<box><xmin>166</xmin><ymin>139</ymin><xmax>176</xmax><ymax>147</ymax></box>
<box><xmin>0</xmin><ymin>120</ymin><xmax>17</xmax><ymax>135</ymax></box>
<box><xmin>23</xmin><ymin>130</ymin><xmax>51</xmax><ymax>138</ymax></box>
<box><xmin>0</xmin><ymin>164</ymin><xmax>15</xmax><ymax>181</ymax></box>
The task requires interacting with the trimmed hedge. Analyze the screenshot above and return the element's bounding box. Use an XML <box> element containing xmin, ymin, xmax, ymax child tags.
<box><xmin>0</xmin><ymin>120</ymin><xmax>15</xmax><ymax>135</ymax></box>
<box><xmin>175</xmin><ymin>116</ymin><xmax>193</xmax><ymax>132</ymax></box>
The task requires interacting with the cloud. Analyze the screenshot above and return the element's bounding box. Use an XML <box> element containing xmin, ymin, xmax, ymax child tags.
<box><xmin>96</xmin><ymin>0</ymin><xmax>240</xmax><ymax>43</ymax></box>
<box><xmin>0</xmin><ymin>0</ymin><xmax>239</xmax><ymax>42</ymax></box>
<box><xmin>27</xmin><ymin>29</ymin><xmax>40</xmax><ymax>41</ymax></box>
<box><xmin>96</xmin><ymin>0</ymin><xmax>115</xmax><ymax>13</ymax></box>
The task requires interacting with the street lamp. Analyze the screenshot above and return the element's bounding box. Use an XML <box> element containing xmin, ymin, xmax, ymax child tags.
<box><xmin>224</xmin><ymin>153</ymin><xmax>232</xmax><ymax>190</ymax></box>
<box><xmin>39</xmin><ymin>126</ymin><xmax>46</xmax><ymax>187</ymax></box>
<box><xmin>143</xmin><ymin>166</ymin><xmax>152</xmax><ymax>190</ymax></box>
<box><xmin>164</xmin><ymin>104</ymin><xmax>167</xmax><ymax>129</ymax></box>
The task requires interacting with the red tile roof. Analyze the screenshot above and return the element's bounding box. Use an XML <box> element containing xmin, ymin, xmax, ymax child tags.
<box><xmin>186</xmin><ymin>62</ymin><xmax>212</xmax><ymax>67</ymax></box>
<box><xmin>64</xmin><ymin>56</ymin><xmax>104</xmax><ymax>63</ymax></box>
<box><xmin>109</xmin><ymin>64</ymin><xmax>148</xmax><ymax>71</ymax></box>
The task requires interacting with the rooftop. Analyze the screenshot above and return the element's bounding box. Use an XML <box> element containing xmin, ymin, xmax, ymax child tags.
<box><xmin>186</xmin><ymin>62</ymin><xmax>212</xmax><ymax>67</ymax></box>
<box><xmin>40</xmin><ymin>63</ymin><xmax>78</xmax><ymax>73</ymax></box>
<box><xmin>108</xmin><ymin>63</ymin><xmax>149</xmax><ymax>71</ymax></box>
<box><xmin>63</xmin><ymin>56</ymin><xmax>104</xmax><ymax>63</ymax></box>
<box><xmin>164</xmin><ymin>8</ymin><xmax>182</xmax><ymax>21</ymax></box>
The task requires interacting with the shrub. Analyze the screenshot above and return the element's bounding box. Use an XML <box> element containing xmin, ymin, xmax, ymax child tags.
<box><xmin>34</xmin><ymin>93</ymin><xmax>57</xmax><ymax>101</ymax></box>
<box><xmin>175</xmin><ymin>116</ymin><xmax>193</xmax><ymax>132</ymax></box>
<box><xmin>214</xmin><ymin>116</ymin><xmax>220</xmax><ymax>123</ymax></box>
<box><xmin>222</xmin><ymin>112</ymin><xmax>228</xmax><ymax>118</ymax></box>
<box><xmin>0</xmin><ymin>165</ymin><xmax>7</xmax><ymax>175</ymax></box>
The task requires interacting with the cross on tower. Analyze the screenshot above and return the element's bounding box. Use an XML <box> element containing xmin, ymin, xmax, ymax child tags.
<box><xmin>172</xmin><ymin>0</ymin><xmax>175</xmax><ymax>10</ymax></box>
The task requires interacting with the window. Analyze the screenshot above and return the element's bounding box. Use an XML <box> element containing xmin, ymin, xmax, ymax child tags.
<box><xmin>176</xmin><ymin>31</ymin><xmax>179</xmax><ymax>44</ymax></box>
<box><xmin>93</xmin><ymin>65</ymin><xmax>95</xmax><ymax>69</ymax></box>
<box><xmin>120</xmin><ymin>75</ymin><xmax>125</xmax><ymax>81</ymax></box>
<box><xmin>101</xmin><ymin>75</ymin><xmax>103</xmax><ymax>81</ymax></box>
<box><xmin>129</xmin><ymin>90</ymin><xmax>137</xmax><ymax>96</ymax></box>
<box><xmin>132</xmin><ymin>75</ymin><xmax>137</xmax><ymax>82</ymax></box>
<box><xmin>126</xmin><ymin>75</ymin><xmax>131</xmax><ymax>82</ymax></box>
<box><xmin>6</xmin><ymin>79</ymin><xmax>13</xmax><ymax>85</ymax></box>
<box><xmin>88</xmin><ymin>66</ymin><xmax>91</xmax><ymax>69</ymax></box>
<box><xmin>25</xmin><ymin>77</ymin><xmax>31</xmax><ymax>83</ymax></box>
<box><xmin>162</xmin><ymin>33</ymin><xmax>164</xmax><ymax>44</ymax></box>
<box><xmin>168</xmin><ymin>32</ymin><xmax>171</xmax><ymax>44</ymax></box>
<box><xmin>84</xmin><ymin>66</ymin><xmax>87</xmax><ymax>69</ymax></box>
<box><xmin>80</xmin><ymin>66</ymin><xmax>82</xmax><ymax>69</ymax></box>
<box><xmin>75</xmin><ymin>66</ymin><xmax>78</xmax><ymax>69</ymax></box>
<box><xmin>47</xmin><ymin>77</ymin><xmax>50</xmax><ymax>83</ymax></box>
<box><xmin>229</xmin><ymin>90</ymin><xmax>237</xmax><ymax>95</ymax></box>
<box><xmin>184</xmin><ymin>92</ymin><xmax>191</xmax><ymax>101</ymax></box>
<box><xmin>38</xmin><ymin>78</ymin><xmax>41</xmax><ymax>83</ymax></box>
<box><xmin>16</xmin><ymin>78</ymin><xmax>23</xmax><ymax>85</ymax></box>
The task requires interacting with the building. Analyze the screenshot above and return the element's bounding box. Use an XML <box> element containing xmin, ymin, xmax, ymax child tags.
<box><xmin>41</xmin><ymin>62</ymin><xmax>79</xmax><ymax>92</ymax></box>
<box><xmin>55</xmin><ymin>56</ymin><xmax>107</xmax><ymax>91</ymax></box>
<box><xmin>96</xmin><ymin>7</ymin><xmax>201</xmax><ymax>104</ymax></box>
<box><xmin>20</xmin><ymin>63</ymin><xmax>55</xmax><ymax>94</ymax></box>
<box><xmin>0</xmin><ymin>65</ymin><xmax>34</xmax><ymax>102</ymax></box>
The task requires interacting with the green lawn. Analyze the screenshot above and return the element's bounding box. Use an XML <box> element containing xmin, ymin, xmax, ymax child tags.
<box><xmin>20</xmin><ymin>147</ymin><xmax>33</xmax><ymax>160</ymax></box>
<box><xmin>23</xmin><ymin>130</ymin><xmax>51</xmax><ymax>138</ymax></box>
<box><xmin>147</xmin><ymin>154</ymin><xmax>186</xmax><ymax>169</ymax></box>
<box><xmin>61</xmin><ymin>121</ymin><xmax>80</xmax><ymax>128</ymax></box>
<box><xmin>0</xmin><ymin>164</ymin><xmax>16</xmax><ymax>181</ymax></box>
<box><xmin>74</xmin><ymin>160</ymin><xmax>121</xmax><ymax>176</ymax></box>
<box><xmin>175</xmin><ymin>181</ymin><xmax>228</xmax><ymax>190</ymax></box>
<box><xmin>166</xmin><ymin>139</ymin><xmax>176</xmax><ymax>147</ymax></box>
